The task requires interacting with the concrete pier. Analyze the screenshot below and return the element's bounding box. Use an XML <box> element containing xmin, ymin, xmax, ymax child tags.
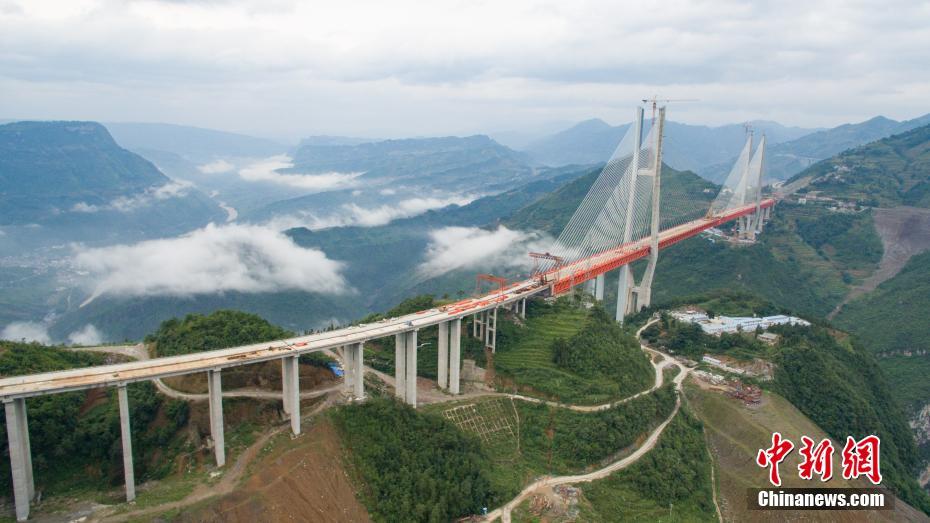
<box><xmin>437</xmin><ymin>322</ymin><xmax>449</xmax><ymax>390</ymax></box>
<box><xmin>4</xmin><ymin>398</ymin><xmax>34</xmax><ymax>521</ymax></box>
<box><xmin>117</xmin><ymin>385</ymin><xmax>136</xmax><ymax>502</ymax></box>
<box><xmin>343</xmin><ymin>344</ymin><xmax>355</xmax><ymax>393</ymax></box>
<box><xmin>281</xmin><ymin>357</ymin><xmax>292</xmax><ymax>415</ymax></box>
<box><xmin>283</xmin><ymin>356</ymin><xmax>300</xmax><ymax>435</ymax></box>
<box><xmin>484</xmin><ymin>308</ymin><xmax>498</xmax><ymax>352</ymax></box>
<box><xmin>449</xmin><ymin>319</ymin><xmax>462</xmax><ymax>394</ymax></box>
<box><xmin>394</xmin><ymin>334</ymin><xmax>406</xmax><ymax>401</ymax></box>
<box><xmin>616</xmin><ymin>265</ymin><xmax>634</xmax><ymax>323</ymax></box>
<box><xmin>207</xmin><ymin>369</ymin><xmax>225</xmax><ymax>466</ymax></box>
<box><xmin>405</xmin><ymin>330</ymin><xmax>418</xmax><ymax>407</ymax></box>
<box><xmin>353</xmin><ymin>342</ymin><xmax>365</xmax><ymax>400</ymax></box>
<box><xmin>595</xmin><ymin>274</ymin><xmax>605</xmax><ymax>301</ymax></box>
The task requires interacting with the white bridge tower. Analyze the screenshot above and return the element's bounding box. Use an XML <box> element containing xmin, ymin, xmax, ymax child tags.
<box><xmin>616</xmin><ymin>106</ymin><xmax>665</xmax><ymax>323</ymax></box>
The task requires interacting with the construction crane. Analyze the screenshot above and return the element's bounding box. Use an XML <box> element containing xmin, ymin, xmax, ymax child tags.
<box><xmin>528</xmin><ymin>252</ymin><xmax>564</xmax><ymax>278</ymax></box>
<box><xmin>476</xmin><ymin>274</ymin><xmax>507</xmax><ymax>297</ymax></box>
<box><xmin>641</xmin><ymin>96</ymin><xmax>698</xmax><ymax>120</ymax></box>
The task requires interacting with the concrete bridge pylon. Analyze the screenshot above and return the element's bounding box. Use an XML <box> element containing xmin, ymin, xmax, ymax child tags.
<box><xmin>616</xmin><ymin>106</ymin><xmax>665</xmax><ymax>324</ymax></box>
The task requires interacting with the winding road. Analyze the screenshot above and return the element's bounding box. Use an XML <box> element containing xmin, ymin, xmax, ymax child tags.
<box><xmin>74</xmin><ymin>319</ymin><xmax>690</xmax><ymax>523</ymax></box>
<box><xmin>482</xmin><ymin>319</ymin><xmax>691</xmax><ymax>522</ymax></box>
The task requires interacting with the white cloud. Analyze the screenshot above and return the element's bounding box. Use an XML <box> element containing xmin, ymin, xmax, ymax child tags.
<box><xmin>273</xmin><ymin>194</ymin><xmax>475</xmax><ymax>230</ymax></box>
<box><xmin>71</xmin><ymin>181</ymin><xmax>193</xmax><ymax>213</ymax></box>
<box><xmin>1</xmin><ymin>321</ymin><xmax>51</xmax><ymax>344</ymax></box>
<box><xmin>71</xmin><ymin>201</ymin><xmax>100</xmax><ymax>213</ymax></box>
<box><xmin>74</xmin><ymin>223</ymin><xmax>349</xmax><ymax>305</ymax></box>
<box><xmin>345</xmin><ymin>196</ymin><xmax>475</xmax><ymax>227</ymax></box>
<box><xmin>417</xmin><ymin>225</ymin><xmax>550</xmax><ymax>279</ymax></box>
<box><xmin>67</xmin><ymin>324</ymin><xmax>103</xmax><ymax>346</ymax></box>
<box><xmin>238</xmin><ymin>155</ymin><xmax>362</xmax><ymax>191</ymax></box>
<box><xmin>198</xmin><ymin>159</ymin><xmax>235</xmax><ymax>174</ymax></box>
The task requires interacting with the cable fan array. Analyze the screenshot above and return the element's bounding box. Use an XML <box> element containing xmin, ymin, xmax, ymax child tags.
<box><xmin>709</xmin><ymin>134</ymin><xmax>766</xmax><ymax>216</ymax></box>
<box><xmin>539</xmin><ymin>121</ymin><xmax>659</xmax><ymax>275</ymax></box>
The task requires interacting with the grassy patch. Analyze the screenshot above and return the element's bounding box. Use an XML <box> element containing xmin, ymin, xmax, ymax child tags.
<box><xmin>429</xmin><ymin>386</ymin><xmax>678</xmax><ymax>501</ymax></box>
<box><xmin>579</xmin><ymin>411</ymin><xmax>716</xmax><ymax>522</ymax></box>
<box><xmin>835</xmin><ymin>249</ymin><xmax>930</xmax><ymax>355</ymax></box>
<box><xmin>493</xmin><ymin>300</ymin><xmax>652</xmax><ymax>405</ymax></box>
<box><xmin>332</xmin><ymin>398</ymin><xmax>495</xmax><ymax>522</ymax></box>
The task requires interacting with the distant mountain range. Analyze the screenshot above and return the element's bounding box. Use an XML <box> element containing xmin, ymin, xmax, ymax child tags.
<box><xmin>50</xmin><ymin>166</ymin><xmax>595</xmax><ymax>340</ymax></box>
<box><xmin>790</xmin><ymin>122</ymin><xmax>930</xmax><ymax>208</ymax></box>
<box><xmin>105</xmin><ymin>122</ymin><xmax>289</xmax><ymax>162</ymax></box>
<box><xmin>0</xmin><ymin>121</ymin><xmax>224</xmax><ymax>245</ymax></box>
<box><xmin>702</xmin><ymin>113</ymin><xmax>930</xmax><ymax>183</ymax></box>
<box><xmin>526</xmin><ymin>112</ymin><xmax>930</xmax><ymax>184</ymax></box>
<box><xmin>522</xmin><ymin>118</ymin><xmax>817</xmax><ymax>173</ymax></box>
<box><xmin>287</xmin><ymin>134</ymin><xmax>532</xmax><ymax>188</ymax></box>
<box><xmin>243</xmin><ymin>135</ymin><xmax>543</xmax><ymax>224</ymax></box>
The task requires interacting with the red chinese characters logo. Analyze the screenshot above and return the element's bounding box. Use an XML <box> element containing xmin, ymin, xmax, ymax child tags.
<box><xmin>842</xmin><ymin>435</ymin><xmax>882</xmax><ymax>485</ymax></box>
<box><xmin>756</xmin><ymin>434</ymin><xmax>881</xmax><ymax>486</ymax></box>
<box><xmin>797</xmin><ymin>436</ymin><xmax>834</xmax><ymax>481</ymax></box>
<box><xmin>756</xmin><ymin>432</ymin><xmax>794</xmax><ymax>486</ymax></box>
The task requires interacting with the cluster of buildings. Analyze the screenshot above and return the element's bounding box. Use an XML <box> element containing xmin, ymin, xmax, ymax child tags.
<box><xmin>670</xmin><ymin>309</ymin><xmax>810</xmax><ymax>336</ymax></box>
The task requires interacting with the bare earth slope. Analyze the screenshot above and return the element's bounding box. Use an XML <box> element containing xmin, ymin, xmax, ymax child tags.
<box><xmin>175</xmin><ymin>419</ymin><xmax>371</xmax><ymax>523</ymax></box>
<box><xmin>828</xmin><ymin>206</ymin><xmax>930</xmax><ymax>319</ymax></box>
<box><xmin>686</xmin><ymin>383</ymin><xmax>928</xmax><ymax>522</ymax></box>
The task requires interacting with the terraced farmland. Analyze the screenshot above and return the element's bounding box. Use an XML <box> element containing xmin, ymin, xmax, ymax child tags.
<box><xmin>493</xmin><ymin>300</ymin><xmax>650</xmax><ymax>405</ymax></box>
<box><xmin>495</xmin><ymin>303</ymin><xmax>587</xmax><ymax>372</ymax></box>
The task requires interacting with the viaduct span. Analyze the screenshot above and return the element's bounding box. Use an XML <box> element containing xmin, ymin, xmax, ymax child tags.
<box><xmin>0</xmin><ymin>106</ymin><xmax>772</xmax><ymax>521</ymax></box>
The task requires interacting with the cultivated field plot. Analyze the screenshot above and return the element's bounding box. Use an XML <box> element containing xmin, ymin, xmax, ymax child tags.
<box><xmin>442</xmin><ymin>398</ymin><xmax>518</xmax><ymax>443</ymax></box>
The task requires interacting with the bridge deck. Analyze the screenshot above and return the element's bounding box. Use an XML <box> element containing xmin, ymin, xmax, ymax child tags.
<box><xmin>0</xmin><ymin>199</ymin><xmax>774</xmax><ymax>400</ymax></box>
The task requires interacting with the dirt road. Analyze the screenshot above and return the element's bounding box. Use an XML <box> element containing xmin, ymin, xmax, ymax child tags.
<box><xmin>487</xmin><ymin>362</ymin><xmax>689</xmax><ymax>522</ymax></box>
<box><xmin>482</xmin><ymin>319</ymin><xmax>690</xmax><ymax>522</ymax></box>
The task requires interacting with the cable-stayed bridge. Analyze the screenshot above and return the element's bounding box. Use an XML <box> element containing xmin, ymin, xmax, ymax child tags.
<box><xmin>0</xmin><ymin>105</ymin><xmax>773</xmax><ymax>521</ymax></box>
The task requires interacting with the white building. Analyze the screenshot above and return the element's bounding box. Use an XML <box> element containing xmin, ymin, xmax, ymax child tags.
<box><xmin>672</xmin><ymin>309</ymin><xmax>809</xmax><ymax>336</ymax></box>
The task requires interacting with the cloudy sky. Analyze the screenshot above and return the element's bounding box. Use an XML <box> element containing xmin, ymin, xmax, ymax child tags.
<box><xmin>1</xmin><ymin>0</ymin><xmax>928</xmax><ymax>140</ymax></box>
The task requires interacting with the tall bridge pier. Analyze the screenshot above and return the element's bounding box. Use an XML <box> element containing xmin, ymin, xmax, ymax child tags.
<box><xmin>4</xmin><ymin>398</ymin><xmax>33</xmax><ymax>521</ymax></box>
<box><xmin>615</xmin><ymin>106</ymin><xmax>664</xmax><ymax>323</ymax></box>
<box><xmin>436</xmin><ymin>318</ymin><xmax>462</xmax><ymax>394</ymax></box>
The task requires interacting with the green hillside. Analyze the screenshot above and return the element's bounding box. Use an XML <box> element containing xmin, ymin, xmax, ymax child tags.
<box><xmin>773</xmin><ymin>324</ymin><xmax>930</xmax><ymax>513</ymax></box>
<box><xmin>702</xmin><ymin>113</ymin><xmax>930</xmax><ymax>182</ymax></box>
<box><xmin>835</xmin><ymin>249</ymin><xmax>930</xmax><ymax>355</ymax></box>
<box><xmin>145</xmin><ymin>310</ymin><xmax>294</xmax><ymax>357</ymax></box>
<box><xmin>0</xmin><ymin>342</ymin><xmax>191</xmax><ymax>499</ymax></box>
<box><xmin>287</xmin><ymin>135</ymin><xmax>534</xmax><ymax>193</ymax></box>
<box><xmin>577</xmin><ymin>410</ymin><xmax>716</xmax><ymax>522</ymax></box>
<box><xmin>791</xmin><ymin>123</ymin><xmax>930</xmax><ymax>207</ymax></box>
<box><xmin>0</xmin><ymin>121</ymin><xmax>167</xmax><ymax>224</ymax></box>
<box><xmin>0</xmin><ymin>121</ymin><xmax>225</xmax><ymax>245</ymax></box>
<box><xmin>507</xmin><ymin>163</ymin><xmax>717</xmax><ymax>236</ymax></box>
<box><xmin>493</xmin><ymin>299</ymin><xmax>654</xmax><ymax>405</ymax></box>
<box><xmin>833</xmin><ymin>250</ymin><xmax>930</xmax><ymax>458</ymax></box>
<box><xmin>648</xmin><ymin>204</ymin><xmax>881</xmax><ymax>317</ymax></box>
<box><xmin>505</xmin><ymin>163</ymin><xmax>881</xmax><ymax>318</ymax></box>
